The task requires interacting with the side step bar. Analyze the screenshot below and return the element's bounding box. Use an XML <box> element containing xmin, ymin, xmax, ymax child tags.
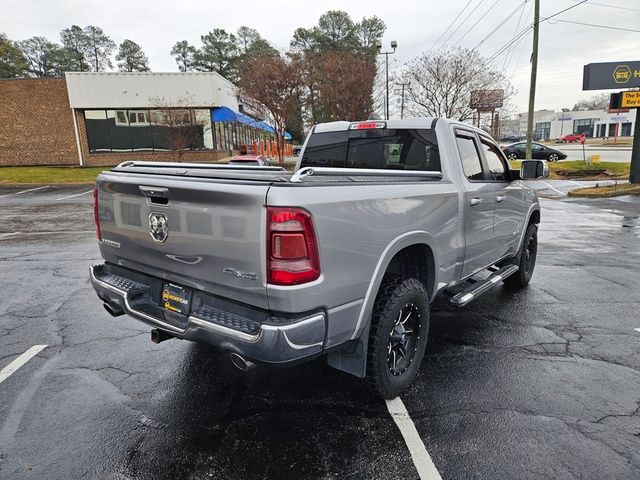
<box><xmin>448</xmin><ymin>264</ymin><xmax>519</xmax><ymax>307</ymax></box>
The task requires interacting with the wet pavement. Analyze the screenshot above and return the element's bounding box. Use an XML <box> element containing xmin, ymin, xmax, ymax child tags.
<box><xmin>1</xmin><ymin>184</ymin><xmax>639</xmax><ymax>479</ymax></box>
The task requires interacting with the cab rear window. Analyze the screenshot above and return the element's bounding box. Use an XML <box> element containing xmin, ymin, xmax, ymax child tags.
<box><xmin>301</xmin><ymin>128</ymin><xmax>441</xmax><ymax>171</ymax></box>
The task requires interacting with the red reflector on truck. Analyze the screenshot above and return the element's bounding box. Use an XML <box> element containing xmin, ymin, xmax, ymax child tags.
<box><xmin>267</xmin><ymin>207</ymin><xmax>320</xmax><ymax>285</ymax></box>
<box><xmin>93</xmin><ymin>187</ymin><xmax>102</xmax><ymax>241</ymax></box>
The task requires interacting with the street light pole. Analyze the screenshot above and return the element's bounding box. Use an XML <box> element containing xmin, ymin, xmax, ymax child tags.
<box><xmin>525</xmin><ymin>0</ymin><xmax>540</xmax><ymax>160</ymax></box>
<box><xmin>377</xmin><ymin>41</ymin><xmax>397</xmax><ymax>120</ymax></box>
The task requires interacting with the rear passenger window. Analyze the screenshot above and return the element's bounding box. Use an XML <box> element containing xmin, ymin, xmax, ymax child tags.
<box><xmin>456</xmin><ymin>134</ymin><xmax>484</xmax><ymax>181</ymax></box>
<box><xmin>480</xmin><ymin>139</ymin><xmax>509</xmax><ymax>181</ymax></box>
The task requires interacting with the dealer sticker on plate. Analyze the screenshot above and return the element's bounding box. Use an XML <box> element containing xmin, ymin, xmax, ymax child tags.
<box><xmin>161</xmin><ymin>283</ymin><xmax>192</xmax><ymax>315</ymax></box>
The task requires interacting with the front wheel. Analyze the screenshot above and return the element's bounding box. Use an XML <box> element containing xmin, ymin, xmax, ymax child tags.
<box><xmin>548</xmin><ymin>153</ymin><xmax>559</xmax><ymax>162</ymax></box>
<box><xmin>504</xmin><ymin>223</ymin><xmax>538</xmax><ymax>289</ymax></box>
<box><xmin>367</xmin><ymin>277</ymin><xmax>430</xmax><ymax>399</ymax></box>
<box><xmin>507</xmin><ymin>153</ymin><xmax>517</xmax><ymax>160</ymax></box>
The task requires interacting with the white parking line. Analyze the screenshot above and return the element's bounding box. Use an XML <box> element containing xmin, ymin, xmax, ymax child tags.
<box><xmin>634</xmin><ymin>328</ymin><xmax>640</xmax><ymax>334</ymax></box>
<box><xmin>567</xmin><ymin>180</ymin><xmax>587</xmax><ymax>187</ymax></box>
<box><xmin>0</xmin><ymin>345</ymin><xmax>47</xmax><ymax>385</ymax></box>
<box><xmin>56</xmin><ymin>189</ymin><xmax>94</xmax><ymax>201</ymax></box>
<box><xmin>0</xmin><ymin>186</ymin><xmax>49</xmax><ymax>198</ymax></box>
<box><xmin>542</xmin><ymin>181</ymin><xmax>567</xmax><ymax>196</ymax></box>
<box><xmin>385</xmin><ymin>397</ymin><xmax>442</xmax><ymax>480</ymax></box>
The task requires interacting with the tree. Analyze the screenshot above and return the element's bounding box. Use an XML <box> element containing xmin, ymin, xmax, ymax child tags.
<box><xmin>170</xmin><ymin>40</ymin><xmax>197</xmax><ymax>72</ymax></box>
<box><xmin>116</xmin><ymin>39</ymin><xmax>149</xmax><ymax>72</ymax></box>
<box><xmin>290</xmin><ymin>11</ymin><xmax>385</xmax><ymax>124</ymax></box>
<box><xmin>17</xmin><ymin>36</ymin><xmax>62</xmax><ymax>77</ymax></box>
<box><xmin>151</xmin><ymin>97</ymin><xmax>204</xmax><ymax>160</ymax></box>
<box><xmin>402</xmin><ymin>47</ymin><xmax>513</xmax><ymax>122</ymax></box>
<box><xmin>194</xmin><ymin>29</ymin><xmax>239</xmax><ymax>81</ymax></box>
<box><xmin>316</xmin><ymin>50</ymin><xmax>376</xmax><ymax>121</ymax></box>
<box><xmin>83</xmin><ymin>25</ymin><xmax>116</xmax><ymax>71</ymax></box>
<box><xmin>60</xmin><ymin>25</ymin><xmax>90</xmax><ymax>71</ymax></box>
<box><xmin>236</xmin><ymin>26</ymin><xmax>277</xmax><ymax>59</ymax></box>
<box><xmin>572</xmin><ymin>93</ymin><xmax>609</xmax><ymax>111</ymax></box>
<box><xmin>0</xmin><ymin>33</ymin><xmax>29</xmax><ymax>78</ymax></box>
<box><xmin>238</xmin><ymin>53</ymin><xmax>303</xmax><ymax>164</ymax></box>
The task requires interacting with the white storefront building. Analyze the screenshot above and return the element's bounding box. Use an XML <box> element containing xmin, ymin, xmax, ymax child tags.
<box><xmin>502</xmin><ymin>108</ymin><xmax>636</xmax><ymax>140</ymax></box>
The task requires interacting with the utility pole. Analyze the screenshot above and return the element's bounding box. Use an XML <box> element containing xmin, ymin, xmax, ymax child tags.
<box><xmin>396</xmin><ymin>82</ymin><xmax>410</xmax><ymax>119</ymax></box>
<box><xmin>377</xmin><ymin>41</ymin><xmax>397</xmax><ymax>120</ymax></box>
<box><xmin>525</xmin><ymin>0</ymin><xmax>540</xmax><ymax>160</ymax></box>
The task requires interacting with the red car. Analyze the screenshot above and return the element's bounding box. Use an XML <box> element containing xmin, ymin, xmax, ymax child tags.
<box><xmin>228</xmin><ymin>155</ymin><xmax>270</xmax><ymax>166</ymax></box>
<box><xmin>559</xmin><ymin>133</ymin><xmax>585</xmax><ymax>143</ymax></box>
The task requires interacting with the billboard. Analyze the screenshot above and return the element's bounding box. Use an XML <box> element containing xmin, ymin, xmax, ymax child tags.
<box><xmin>469</xmin><ymin>89</ymin><xmax>504</xmax><ymax>109</ymax></box>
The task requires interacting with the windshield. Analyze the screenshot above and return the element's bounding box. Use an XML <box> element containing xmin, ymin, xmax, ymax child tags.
<box><xmin>301</xmin><ymin>128</ymin><xmax>441</xmax><ymax>171</ymax></box>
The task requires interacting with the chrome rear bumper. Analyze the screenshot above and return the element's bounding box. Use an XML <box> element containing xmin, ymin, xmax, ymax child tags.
<box><xmin>90</xmin><ymin>264</ymin><xmax>326</xmax><ymax>365</ymax></box>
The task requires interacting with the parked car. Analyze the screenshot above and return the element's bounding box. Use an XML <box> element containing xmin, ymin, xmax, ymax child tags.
<box><xmin>228</xmin><ymin>154</ymin><xmax>270</xmax><ymax>166</ymax></box>
<box><xmin>500</xmin><ymin>134</ymin><xmax>522</xmax><ymax>142</ymax></box>
<box><xmin>90</xmin><ymin>118</ymin><xmax>548</xmax><ymax>398</ymax></box>
<box><xmin>559</xmin><ymin>133</ymin><xmax>586</xmax><ymax>143</ymax></box>
<box><xmin>502</xmin><ymin>142</ymin><xmax>567</xmax><ymax>162</ymax></box>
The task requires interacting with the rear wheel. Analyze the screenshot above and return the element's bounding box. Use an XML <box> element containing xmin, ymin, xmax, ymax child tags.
<box><xmin>367</xmin><ymin>277</ymin><xmax>430</xmax><ymax>399</ymax></box>
<box><xmin>504</xmin><ymin>223</ymin><xmax>538</xmax><ymax>289</ymax></box>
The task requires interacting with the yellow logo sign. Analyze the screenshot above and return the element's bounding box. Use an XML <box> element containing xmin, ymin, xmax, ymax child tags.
<box><xmin>622</xmin><ymin>91</ymin><xmax>640</xmax><ymax>108</ymax></box>
<box><xmin>613</xmin><ymin>65</ymin><xmax>632</xmax><ymax>84</ymax></box>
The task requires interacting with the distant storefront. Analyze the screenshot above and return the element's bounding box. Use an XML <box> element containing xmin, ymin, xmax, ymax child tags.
<box><xmin>506</xmin><ymin>108</ymin><xmax>637</xmax><ymax>141</ymax></box>
<box><xmin>0</xmin><ymin>72</ymin><xmax>283</xmax><ymax>167</ymax></box>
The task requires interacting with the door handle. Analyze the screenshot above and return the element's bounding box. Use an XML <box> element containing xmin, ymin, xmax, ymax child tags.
<box><xmin>469</xmin><ymin>198</ymin><xmax>483</xmax><ymax>206</ymax></box>
<box><xmin>496</xmin><ymin>195</ymin><xmax>505</xmax><ymax>202</ymax></box>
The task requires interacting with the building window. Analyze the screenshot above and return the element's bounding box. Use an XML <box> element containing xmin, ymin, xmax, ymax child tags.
<box><xmin>573</xmin><ymin>118</ymin><xmax>597</xmax><ymax>137</ymax></box>
<box><xmin>534</xmin><ymin>122</ymin><xmax>551</xmax><ymax>140</ymax></box>
<box><xmin>84</xmin><ymin>108</ymin><xmax>214</xmax><ymax>154</ymax></box>
<box><xmin>621</xmin><ymin>122</ymin><xmax>632</xmax><ymax>137</ymax></box>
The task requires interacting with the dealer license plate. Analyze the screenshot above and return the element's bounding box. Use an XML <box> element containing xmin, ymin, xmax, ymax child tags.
<box><xmin>161</xmin><ymin>282</ymin><xmax>192</xmax><ymax>315</ymax></box>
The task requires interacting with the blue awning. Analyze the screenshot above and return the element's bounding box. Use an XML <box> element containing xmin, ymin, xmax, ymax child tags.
<box><xmin>211</xmin><ymin>107</ymin><xmax>292</xmax><ymax>139</ymax></box>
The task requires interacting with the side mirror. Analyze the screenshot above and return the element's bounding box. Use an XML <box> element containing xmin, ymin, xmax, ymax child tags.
<box><xmin>520</xmin><ymin>160</ymin><xmax>549</xmax><ymax>180</ymax></box>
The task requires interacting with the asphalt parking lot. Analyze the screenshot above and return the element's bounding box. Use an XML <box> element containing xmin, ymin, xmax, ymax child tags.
<box><xmin>1</xmin><ymin>184</ymin><xmax>639</xmax><ymax>479</ymax></box>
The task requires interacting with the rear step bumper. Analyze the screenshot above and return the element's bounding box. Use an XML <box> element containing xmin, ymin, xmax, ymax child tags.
<box><xmin>90</xmin><ymin>264</ymin><xmax>325</xmax><ymax>365</ymax></box>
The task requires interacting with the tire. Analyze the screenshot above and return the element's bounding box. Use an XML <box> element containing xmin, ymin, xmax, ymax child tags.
<box><xmin>507</xmin><ymin>153</ymin><xmax>517</xmax><ymax>160</ymax></box>
<box><xmin>367</xmin><ymin>277</ymin><xmax>430</xmax><ymax>399</ymax></box>
<box><xmin>548</xmin><ymin>153</ymin><xmax>559</xmax><ymax>162</ymax></box>
<box><xmin>504</xmin><ymin>223</ymin><xmax>538</xmax><ymax>289</ymax></box>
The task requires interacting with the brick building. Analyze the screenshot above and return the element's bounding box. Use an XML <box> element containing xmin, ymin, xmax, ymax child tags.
<box><xmin>0</xmin><ymin>72</ymin><xmax>277</xmax><ymax>167</ymax></box>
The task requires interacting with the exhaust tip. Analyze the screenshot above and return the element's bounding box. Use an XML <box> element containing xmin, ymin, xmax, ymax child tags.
<box><xmin>229</xmin><ymin>352</ymin><xmax>256</xmax><ymax>371</ymax></box>
<box><xmin>103</xmin><ymin>302</ymin><xmax>124</xmax><ymax>317</ymax></box>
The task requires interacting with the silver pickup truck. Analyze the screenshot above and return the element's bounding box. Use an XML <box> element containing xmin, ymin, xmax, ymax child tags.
<box><xmin>90</xmin><ymin>118</ymin><xmax>547</xmax><ymax>398</ymax></box>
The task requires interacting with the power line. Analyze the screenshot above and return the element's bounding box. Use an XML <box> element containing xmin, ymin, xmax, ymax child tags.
<box><xmin>502</xmin><ymin>0</ymin><xmax>531</xmax><ymax>71</ymax></box>
<box><xmin>483</xmin><ymin>0</ymin><xmax>589</xmax><ymax>67</ymax></box>
<box><xmin>572</xmin><ymin>0</ymin><xmax>640</xmax><ymax>13</ymax></box>
<box><xmin>442</xmin><ymin>0</ymin><xmax>488</xmax><ymax>47</ymax></box>
<box><xmin>454</xmin><ymin>0</ymin><xmax>503</xmax><ymax>46</ymax></box>
<box><xmin>546</xmin><ymin>19</ymin><xmax>640</xmax><ymax>33</ymax></box>
<box><xmin>430</xmin><ymin>0</ymin><xmax>475</xmax><ymax>51</ymax></box>
<box><xmin>472</xmin><ymin>1</ymin><xmax>528</xmax><ymax>50</ymax></box>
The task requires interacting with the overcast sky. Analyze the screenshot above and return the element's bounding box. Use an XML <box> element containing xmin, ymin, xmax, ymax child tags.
<box><xmin>4</xmin><ymin>0</ymin><xmax>640</xmax><ymax>113</ymax></box>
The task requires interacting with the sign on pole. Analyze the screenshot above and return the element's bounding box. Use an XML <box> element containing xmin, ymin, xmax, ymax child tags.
<box><xmin>583</xmin><ymin>61</ymin><xmax>640</xmax><ymax>90</ymax></box>
<box><xmin>469</xmin><ymin>90</ymin><xmax>504</xmax><ymax>109</ymax></box>
<box><xmin>622</xmin><ymin>91</ymin><xmax>640</xmax><ymax>108</ymax></box>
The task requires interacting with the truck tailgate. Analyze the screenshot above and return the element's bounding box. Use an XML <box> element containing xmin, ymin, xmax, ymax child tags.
<box><xmin>96</xmin><ymin>172</ymin><xmax>269</xmax><ymax>309</ymax></box>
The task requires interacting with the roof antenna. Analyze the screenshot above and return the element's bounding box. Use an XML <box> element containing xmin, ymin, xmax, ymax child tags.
<box><xmin>367</xmin><ymin>112</ymin><xmax>382</xmax><ymax>120</ymax></box>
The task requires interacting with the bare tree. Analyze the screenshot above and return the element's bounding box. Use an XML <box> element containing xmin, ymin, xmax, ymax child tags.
<box><xmin>238</xmin><ymin>53</ymin><xmax>303</xmax><ymax>164</ymax></box>
<box><xmin>150</xmin><ymin>97</ymin><xmax>204</xmax><ymax>160</ymax></box>
<box><xmin>402</xmin><ymin>47</ymin><xmax>513</xmax><ymax>122</ymax></box>
<box><xmin>572</xmin><ymin>93</ymin><xmax>609</xmax><ymax>111</ymax></box>
<box><xmin>316</xmin><ymin>50</ymin><xmax>376</xmax><ymax>121</ymax></box>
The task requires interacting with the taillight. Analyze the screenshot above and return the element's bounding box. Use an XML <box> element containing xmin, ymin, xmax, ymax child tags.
<box><xmin>93</xmin><ymin>187</ymin><xmax>102</xmax><ymax>241</ymax></box>
<box><xmin>267</xmin><ymin>207</ymin><xmax>320</xmax><ymax>285</ymax></box>
<box><xmin>349</xmin><ymin>121</ymin><xmax>386</xmax><ymax>130</ymax></box>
